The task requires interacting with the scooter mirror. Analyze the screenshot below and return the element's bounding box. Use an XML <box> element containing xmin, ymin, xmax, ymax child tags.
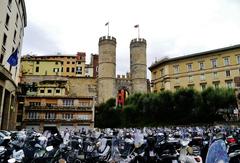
<box><xmin>46</xmin><ymin>146</ymin><xmax>54</xmax><ymax>151</ymax></box>
<box><xmin>8</xmin><ymin>158</ymin><xmax>16</xmax><ymax>163</ymax></box>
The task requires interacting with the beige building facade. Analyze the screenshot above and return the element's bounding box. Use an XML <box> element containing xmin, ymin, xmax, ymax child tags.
<box><xmin>19</xmin><ymin>75</ymin><xmax>96</xmax><ymax>131</ymax></box>
<box><xmin>149</xmin><ymin>44</ymin><xmax>240</xmax><ymax>92</ymax></box>
<box><xmin>0</xmin><ymin>0</ymin><xmax>27</xmax><ymax>130</ymax></box>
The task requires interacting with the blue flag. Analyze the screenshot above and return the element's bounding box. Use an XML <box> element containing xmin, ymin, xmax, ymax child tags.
<box><xmin>7</xmin><ymin>48</ymin><xmax>18</xmax><ymax>66</ymax></box>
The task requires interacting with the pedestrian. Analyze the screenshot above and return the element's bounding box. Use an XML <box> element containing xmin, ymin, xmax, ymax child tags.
<box><xmin>205</xmin><ymin>130</ymin><xmax>229</xmax><ymax>163</ymax></box>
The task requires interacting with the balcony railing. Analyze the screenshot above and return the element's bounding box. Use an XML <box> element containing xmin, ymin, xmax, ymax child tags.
<box><xmin>25</xmin><ymin>105</ymin><xmax>92</xmax><ymax>112</ymax></box>
<box><xmin>23</xmin><ymin>118</ymin><xmax>93</xmax><ymax>123</ymax></box>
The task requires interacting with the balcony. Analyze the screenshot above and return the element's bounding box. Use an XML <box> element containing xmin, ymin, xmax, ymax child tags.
<box><xmin>25</xmin><ymin>105</ymin><xmax>92</xmax><ymax>112</ymax></box>
<box><xmin>0</xmin><ymin>64</ymin><xmax>12</xmax><ymax>81</ymax></box>
<box><xmin>23</xmin><ymin>118</ymin><xmax>93</xmax><ymax>123</ymax></box>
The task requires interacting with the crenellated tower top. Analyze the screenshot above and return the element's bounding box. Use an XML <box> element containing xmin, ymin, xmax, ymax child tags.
<box><xmin>130</xmin><ymin>38</ymin><xmax>147</xmax><ymax>48</ymax></box>
<box><xmin>99</xmin><ymin>36</ymin><xmax>117</xmax><ymax>46</ymax></box>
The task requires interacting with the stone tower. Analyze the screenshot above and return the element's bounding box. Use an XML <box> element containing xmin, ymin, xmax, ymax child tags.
<box><xmin>130</xmin><ymin>38</ymin><xmax>147</xmax><ymax>93</ymax></box>
<box><xmin>98</xmin><ymin>36</ymin><xmax>117</xmax><ymax>104</ymax></box>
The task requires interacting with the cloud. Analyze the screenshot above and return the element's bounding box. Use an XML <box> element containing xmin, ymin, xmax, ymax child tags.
<box><xmin>22</xmin><ymin>0</ymin><xmax>240</xmax><ymax>79</ymax></box>
<box><xmin>22</xmin><ymin>21</ymin><xmax>62</xmax><ymax>55</ymax></box>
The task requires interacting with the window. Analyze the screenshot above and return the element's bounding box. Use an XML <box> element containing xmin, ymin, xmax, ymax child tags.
<box><xmin>237</xmin><ymin>55</ymin><xmax>240</xmax><ymax>64</ymax></box>
<box><xmin>3</xmin><ymin>33</ymin><xmax>7</xmax><ymax>46</ymax></box>
<box><xmin>15</xmin><ymin>14</ymin><xmax>19</xmax><ymax>26</ymax></box>
<box><xmin>187</xmin><ymin>64</ymin><xmax>192</xmax><ymax>72</ymax></box>
<box><xmin>153</xmin><ymin>72</ymin><xmax>157</xmax><ymax>80</ymax></box>
<box><xmin>77</xmin><ymin>61</ymin><xmax>81</xmax><ymax>64</ymax></box>
<box><xmin>29</xmin><ymin>112</ymin><xmax>39</xmax><ymax>119</ymax></box>
<box><xmin>213</xmin><ymin>72</ymin><xmax>218</xmax><ymax>79</ymax></box>
<box><xmin>63</xmin><ymin>99</ymin><xmax>74</xmax><ymax>106</ymax></box>
<box><xmin>13</xmin><ymin>30</ymin><xmax>17</xmax><ymax>42</ymax></box>
<box><xmin>199</xmin><ymin>62</ymin><xmax>204</xmax><ymax>70</ymax></box>
<box><xmin>188</xmin><ymin>76</ymin><xmax>193</xmax><ymax>82</ymax></box>
<box><xmin>200</xmin><ymin>83</ymin><xmax>207</xmax><ymax>91</ymax></box>
<box><xmin>35</xmin><ymin>67</ymin><xmax>39</xmax><ymax>72</ymax></box>
<box><xmin>175</xmin><ymin>77</ymin><xmax>179</xmax><ymax>84</ymax></box>
<box><xmin>173</xmin><ymin>65</ymin><xmax>179</xmax><ymax>74</ymax></box>
<box><xmin>53</xmin><ymin>68</ymin><xmax>59</xmax><ymax>72</ymax></box>
<box><xmin>47</xmin><ymin>89</ymin><xmax>52</xmax><ymax>93</ymax></box>
<box><xmin>45</xmin><ymin>113</ymin><xmax>56</xmax><ymax>120</ymax></box>
<box><xmin>78</xmin><ymin>115</ymin><xmax>89</xmax><ymax>120</ymax></box>
<box><xmin>188</xmin><ymin>84</ymin><xmax>194</xmax><ymax>89</ymax></box>
<box><xmin>61</xmin><ymin>67</ymin><xmax>63</xmax><ymax>72</ymax></box>
<box><xmin>200</xmin><ymin>74</ymin><xmax>205</xmax><ymax>81</ymax></box>
<box><xmin>226</xmin><ymin>80</ymin><xmax>233</xmax><ymax>88</ymax></box>
<box><xmin>160</xmin><ymin>68</ymin><xmax>164</xmax><ymax>76</ymax></box>
<box><xmin>223</xmin><ymin>57</ymin><xmax>230</xmax><ymax>66</ymax></box>
<box><xmin>5</xmin><ymin>14</ymin><xmax>10</xmax><ymax>29</ymax></box>
<box><xmin>62</xmin><ymin>113</ymin><xmax>73</xmax><ymax>120</ymax></box>
<box><xmin>213</xmin><ymin>82</ymin><xmax>219</xmax><ymax>88</ymax></box>
<box><xmin>211</xmin><ymin>59</ymin><xmax>217</xmax><ymax>68</ymax></box>
<box><xmin>79</xmin><ymin>102</ymin><xmax>90</xmax><ymax>107</ymax></box>
<box><xmin>225</xmin><ymin>70</ymin><xmax>231</xmax><ymax>77</ymax></box>
<box><xmin>174</xmin><ymin>86</ymin><xmax>180</xmax><ymax>90</ymax></box>
<box><xmin>67</xmin><ymin>61</ymin><xmax>70</xmax><ymax>64</ymax></box>
<box><xmin>56</xmin><ymin>89</ymin><xmax>60</xmax><ymax>93</ymax></box>
<box><xmin>55</xmin><ymin>62</ymin><xmax>58</xmax><ymax>65</ymax></box>
<box><xmin>40</xmin><ymin>89</ymin><xmax>44</xmax><ymax>93</ymax></box>
<box><xmin>72</xmin><ymin>62</ymin><xmax>75</xmax><ymax>64</ymax></box>
<box><xmin>76</xmin><ymin>67</ymin><xmax>82</xmax><ymax>74</ymax></box>
<box><xmin>29</xmin><ymin>102</ymin><xmax>40</xmax><ymax>106</ymax></box>
<box><xmin>0</xmin><ymin>54</ymin><xmax>4</xmax><ymax>64</ymax></box>
<box><xmin>36</xmin><ymin>61</ymin><xmax>39</xmax><ymax>64</ymax></box>
<box><xmin>66</xmin><ymin>67</ymin><xmax>69</xmax><ymax>72</ymax></box>
<box><xmin>72</xmin><ymin>67</ymin><xmax>75</xmax><ymax>72</ymax></box>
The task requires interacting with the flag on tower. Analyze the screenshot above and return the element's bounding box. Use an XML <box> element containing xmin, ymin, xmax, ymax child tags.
<box><xmin>105</xmin><ymin>22</ymin><xmax>109</xmax><ymax>26</ymax></box>
<box><xmin>7</xmin><ymin>48</ymin><xmax>18</xmax><ymax>66</ymax></box>
<box><xmin>134</xmin><ymin>24</ymin><xmax>139</xmax><ymax>28</ymax></box>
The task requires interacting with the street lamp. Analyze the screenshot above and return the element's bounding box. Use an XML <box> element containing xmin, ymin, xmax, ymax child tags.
<box><xmin>92</xmin><ymin>96</ymin><xmax>97</xmax><ymax>128</ymax></box>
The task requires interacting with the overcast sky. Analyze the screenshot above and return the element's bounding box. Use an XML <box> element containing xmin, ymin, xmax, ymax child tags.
<box><xmin>22</xmin><ymin>0</ymin><xmax>240</xmax><ymax>78</ymax></box>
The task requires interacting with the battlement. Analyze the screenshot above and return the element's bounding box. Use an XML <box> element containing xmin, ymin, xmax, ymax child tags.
<box><xmin>99</xmin><ymin>36</ymin><xmax>116</xmax><ymax>43</ymax></box>
<box><xmin>117</xmin><ymin>72</ymin><xmax>131</xmax><ymax>79</ymax></box>
<box><xmin>130</xmin><ymin>38</ymin><xmax>147</xmax><ymax>45</ymax></box>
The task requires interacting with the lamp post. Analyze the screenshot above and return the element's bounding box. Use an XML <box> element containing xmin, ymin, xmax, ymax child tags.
<box><xmin>92</xmin><ymin>96</ymin><xmax>97</xmax><ymax>128</ymax></box>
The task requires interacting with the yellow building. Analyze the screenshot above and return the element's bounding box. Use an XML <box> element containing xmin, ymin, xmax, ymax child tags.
<box><xmin>21</xmin><ymin>58</ymin><xmax>63</xmax><ymax>76</ymax></box>
<box><xmin>21</xmin><ymin>52</ymin><xmax>90</xmax><ymax>77</ymax></box>
<box><xmin>149</xmin><ymin>44</ymin><xmax>240</xmax><ymax>92</ymax></box>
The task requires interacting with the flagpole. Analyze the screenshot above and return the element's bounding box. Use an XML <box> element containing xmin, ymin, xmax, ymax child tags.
<box><xmin>138</xmin><ymin>26</ymin><xmax>140</xmax><ymax>39</ymax></box>
<box><xmin>105</xmin><ymin>22</ymin><xmax>109</xmax><ymax>36</ymax></box>
<box><xmin>108</xmin><ymin>23</ymin><xmax>109</xmax><ymax>36</ymax></box>
<box><xmin>134</xmin><ymin>24</ymin><xmax>140</xmax><ymax>39</ymax></box>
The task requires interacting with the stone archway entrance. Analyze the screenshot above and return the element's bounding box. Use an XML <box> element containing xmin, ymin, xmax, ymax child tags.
<box><xmin>116</xmin><ymin>86</ymin><xmax>130</xmax><ymax>108</ymax></box>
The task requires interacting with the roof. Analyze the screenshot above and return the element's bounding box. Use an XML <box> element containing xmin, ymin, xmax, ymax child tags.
<box><xmin>22</xmin><ymin>54</ymin><xmax>76</xmax><ymax>58</ymax></box>
<box><xmin>149</xmin><ymin>44</ymin><xmax>240</xmax><ymax>70</ymax></box>
<box><xmin>21</xmin><ymin>58</ymin><xmax>63</xmax><ymax>62</ymax></box>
